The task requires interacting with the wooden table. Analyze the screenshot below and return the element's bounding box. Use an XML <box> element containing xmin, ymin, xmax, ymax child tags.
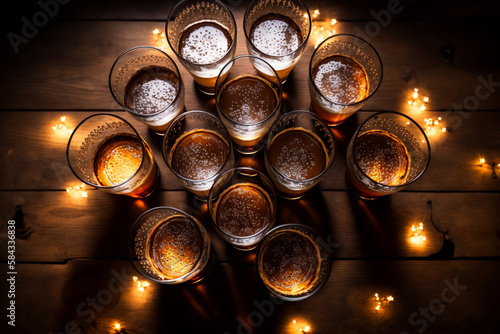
<box><xmin>1</xmin><ymin>0</ymin><xmax>500</xmax><ymax>333</ymax></box>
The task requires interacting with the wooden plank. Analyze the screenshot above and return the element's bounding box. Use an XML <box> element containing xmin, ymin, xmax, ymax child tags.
<box><xmin>1</xmin><ymin>110</ymin><xmax>499</xmax><ymax>192</ymax></box>
<box><xmin>1</xmin><ymin>20</ymin><xmax>500</xmax><ymax>111</ymax></box>
<box><xmin>4</xmin><ymin>0</ymin><xmax>500</xmax><ymax>21</ymax></box>
<box><xmin>4</xmin><ymin>259</ymin><xmax>499</xmax><ymax>333</ymax></box>
<box><xmin>1</xmin><ymin>191</ymin><xmax>499</xmax><ymax>263</ymax></box>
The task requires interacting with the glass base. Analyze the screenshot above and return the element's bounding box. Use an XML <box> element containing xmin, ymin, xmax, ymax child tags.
<box><xmin>344</xmin><ymin>172</ymin><xmax>377</xmax><ymax>200</ymax></box>
<box><xmin>187</xmin><ymin>246</ymin><xmax>215</xmax><ymax>284</ymax></box>
<box><xmin>234</xmin><ymin>142</ymin><xmax>264</xmax><ymax>155</ymax></box>
<box><xmin>195</xmin><ymin>82</ymin><xmax>215</xmax><ymax>95</ymax></box>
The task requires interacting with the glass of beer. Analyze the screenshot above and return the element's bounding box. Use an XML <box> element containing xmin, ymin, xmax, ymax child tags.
<box><xmin>166</xmin><ymin>0</ymin><xmax>237</xmax><ymax>95</ymax></box>
<box><xmin>163</xmin><ymin>110</ymin><xmax>234</xmax><ymax>200</ymax></box>
<box><xmin>66</xmin><ymin>114</ymin><xmax>159</xmax><ymax>198</ymax></box>
<box><xmin>257</xmin><ymin>224</ymin><xmax>331</xmax><ymax>301</ymax></box>
<box><xmin>309</xmin><ymin>34</ymin><xmax>383</xmax><ymax>126</ymax></box>
<box><xmin>129</xmin><ymin>206</ymin><xmax>213</xmax><ymax>284</ymax></box>
<box><xmin>346</xmin><ymin>111</ymin><xmax>431</xmax><ymax>200</ymax></box>
<box><xmin>215</xmin><ymin>55</ymin><xmax>282</xmax><ymax>154</ymax></box>
<box><xmin>109</xmin><ymin>46</ymin><xmax>185</xmax><ymax>135</ymax></box>
<box><xmin>244</xmin><ymin>0</ymin><xmax>311</xmax><ymax>83</ymax></box>
<box><xmin>208</xmin><ymin>167</ymin><xmax>277</xmax><ymax>251</ymax></box>
<box><xmin>265</xmin><ymin>111</ymin><xmax>336</xmax><ymax>199</ymax></box>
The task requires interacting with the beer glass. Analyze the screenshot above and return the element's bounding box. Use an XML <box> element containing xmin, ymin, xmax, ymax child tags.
<box><xmin>257</xmin><ymin>224</ymin><xmax>331</xmax><ymax>301</ymax></box>
<box><xmin>129</xmin><ymin>206</ymin><xmax>213</xmax><ymax>284</ymax></box>
<box><xmin>346</xmin><ymin>111</ymin><xmax>431</xmax><ymax>199</ymax></box>
<box><xmin>109</xmin><ymin>46</ymin><xmax>185</xmax><ymax>135</ymax></box>
<box><xmin>163</xmin><ymin>110</ymin><xmax>234</xmax><ymax>200</ymax></box>
<box><xmin>215</xmin><ymin>55</ymin><xmax>282</xmax><ymax>154</ymax></box>
<box><xmin>66</xmin><ymin>114</ymin><xmax>159</xmax><ymax>198</ymax></box>
<box><xmin>166</xmin><ymin>0</ymin><xmax>237</xmax><ymax>95</ymax></box>
<box><xmin>244</xmin><ymin>0</ymin><xmax>311</xmax><ymax>83</ymax></box>
<box><xmin>208</xmin><ymin>167</ymin><xmax>277</xmax><ymax>251</ymax></box>
<box><xmin>309</xmin><ymin>34</ymin><xmax>383</xmax><ymax>126</ymax></box>
<box><xmin>265</xmin><ymin>111</ymin><xmax>336</xmax><ymax>199</ymax></box>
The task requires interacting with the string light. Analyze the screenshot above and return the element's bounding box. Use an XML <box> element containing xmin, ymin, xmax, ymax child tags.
<box><xmin>309</xmin><ymin>9</ymin><xmax>337</xmax><ymax>48</ymax></box>
<box><xmin>407</xmin><ymin>88</ymin><xmax>430</xmax><ymax>112</ymax></box>
<box><xmin>66</xmin><ymin>183</ymin><xmax>88</xmax><ymax>198</ymax></box>
<box><xmin>374</xmin><ymin>293</ymin><xmax>394</xmax><ymax>311</ymax></box>
<box><xmin>114</xmin><ymin>322</ymin><xmax>122</xmax><ymax>332</ymax></box>
<box><xmin>52</xmin><ymin>116</ymin><xmax>73</xmax><ymax>134</ymax></box>
<box><xmin>421</xmin><ymin>116</ymin><xmax>446</xmax><ymax>135</ymax></box>
<box><xmin>133</xmin><ymin>276</ymin><xmax>150</xmax><ymax>292</ymax></box>
<box><xmin>290</xmin><ymin>319</ymin><xmax>312</xmax><ymax>333</ymax></box>
<box><xmin>410</xmin><ymin>223</ymin><xmax>426</xmax><ymax>243</ymax></box>
<box><xmin>152</xmin><ymin>29</ymin><xmax>167</xmax><ymax>51</ymax></box>
<box><xmin>476</xmin><ymin>157</ymin><xmax>499</xmax><ymax>179</ymax></box>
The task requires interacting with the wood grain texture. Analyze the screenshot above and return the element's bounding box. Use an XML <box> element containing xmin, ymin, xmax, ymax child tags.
<box><xmin>1</xmin><ymin>110</ymin><xmax>499</xmax><ymax>191</ymax></box>
<box><xmin>4</xmin><ymin>0</ymin><xmax>500</xmax><ymax>21</ymax></box>
<box><xmin>1</xmin><ymin>19</ymin><xmax>500</xmax><ymax>111</ymax></box>
<box><xmin>2</xmin><ymin>259</ymin><xmax>499</xmax><ymax>333</ymax></box>
<box><xmin>2</xmin><ymin>191</ymin><xmax>499</xmax><ymax>263</ymax></box>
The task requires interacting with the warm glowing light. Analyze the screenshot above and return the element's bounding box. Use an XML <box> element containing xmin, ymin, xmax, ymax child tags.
<box><xmin>133</xmin><ymin>276</ymin><xmax>150</xmax><ymax>292</ymax></box>
<box><xmin>310</xmin><ymin>11</ymin><xmax>338</xmax><ymax>48</ymax></box>
<box><xmin>423</xmin><ymin>117</ymin><xmax>446</xmax><ymax>136</ymax></box>
<box><xmin>409</xmin><ymin>223</ymin><xmax>426</xmax><ymax>243</ymax></box>
<box><xmin>52</xmin><ymin>116</ymin><xmax>73</xmax><ymax>135</ymax></box>
<box><xmin>479</xmin><ymin>158</ymin><xmax>486</xmax><ymax>164</ymax></box>
<box><xmin>66</xmin><ymin>183</ymin><xmax>88</xmax><ymax>198</ymax></box>
<box><xmin>290</xmin><ymin>319</ymin><xmax>312</xmax><ymax>334</ymax></box>
<box><xmin>152</xmin><ymin>28</ymin><xmax>167</xmax><ymax>51</ymax></box>
<box><xmin>407</xmin><ymin>88</ymin><xmax>430</xmax><ymax>114</ymax></box>
<box><xmin>374</xmin><ymin>293</ymin><xmax>394</xmax><ymax>311</ymax></box>
<box><xmin>114</xmin><ymin>322</ymin><xmax>121</xmax><ymax>331</ymax></box>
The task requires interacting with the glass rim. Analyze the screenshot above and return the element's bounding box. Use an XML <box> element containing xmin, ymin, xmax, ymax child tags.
<box><xmin>256</xmin><ymin>223</ymin><xmax>331</xmax><ymax>301</ymax></box>
<box><xmin>207</xmin><ymin>166</ymin><xmax>278</xmax><ymax>240</ymax></box>
<box><xmin>352</xmin><ymin>111</ymin><xmax>432</xmax><ymax>189</ymax></box>
<box><xmin>243</xmin><ymin>0</ymin><xmax>312</xmax><ymax>59</ymax></box>
<box><xmin>215</xmin><ymin>54</ymin><xmax>283</xmax><ymax>127</ymax></box>
<box><xmin>162</xmin><ymin>110</ymin><xmax>234</xmax><ymax>183</ymax></box>
<box><xmin>308</xmin><ymin>33</ymin><xmax>384</xmax><ymax>107</ymax></box>
<box><xmin>128</xmin><ymin>206</ymin><xmax>210</xmax><ymax>284</ymax></box>
<box><xmin>265</xmin><ymin>110</ymin><xmax>336</xmax><ymax>184</ymax></box>
<box><xmin>165</xmin><ymin>0</ymin><xmax>237</xmax><ymax>67</ymax></box>
<box><xmin>108</xmin><ymin>45</ymin><xmax>184</xmax><ymax>118</ymax></box>
<box><xmin>66</xmin><ymin>113</ymin><xmax>147</xmax><ymax>190</ymax></box>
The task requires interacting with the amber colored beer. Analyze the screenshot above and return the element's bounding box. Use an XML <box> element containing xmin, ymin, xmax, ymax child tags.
<box><xmin>147</xmin><ymin>215</ymin><xmax>203</xmax><ymax>280</ymax></box>
<box><xmin>93</xmin><ymin>134</ymin><xmax>158</xmax><ymax>198</ymax></box>
<box><xmin>249</xmin><ymin>13</ymin><xmax>303</xmax><ymax>79</ymax></box>
<box><xmin>259</xmin><ymin>229</ymin><xmax>320</xmax><ymax>296</ymax></box>
<box><xmin>218</xmin><ymin>75</ymin><xmax>278</xmax><ymax>149</ymax></box>
<box><xmin>178</xmin><ymin>21</ymin><xmax>233</xmax><ymax>90</ymax></box>
<box><xmin>170</xmin><ymin>129</ymin><xmax>230</xmax><ymax>197</ymax></box>
<box><xmin>267</xmin><ymin>128</ymin><xmax>328</xmax><ymax>198</ymax></box>
<box><xmin>310</xmin><ymin>55</ymin><xmax>369</xmax><ymax>125</ymax></box>
<box><xmin>347</xmin><ymin>129</ymin><xmax>411</xmax><ymax>199</ymax></box>
<box><xmin>215</xmin><ymin>183</ymin><xmax>273</xmax><ymax>249</ymax></box>
<box><xmin>124</xmin><ymin>65</ymin><xmax>182</xmax><ymax>133</ymax></box>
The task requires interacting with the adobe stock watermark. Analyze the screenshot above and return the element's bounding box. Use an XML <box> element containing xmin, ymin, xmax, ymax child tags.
<box><xmin>353</xmin><ymin>0</ymin><xmax>408</xmax><ymax>42</ymax></box>
<box><xmin>399</xmin><ymin>276</ymin><xmax>467</xmax><ymax>334</ymax></box>
<box><xmin>440</xmin><ymin>74</ymin><xmax>500</xmax><ymax>133</ymax></box>
<box><xmin>48</xmin><ymin>266</ymin><xmax>130</xmax><ymax>334</ymax></box>
<box><xmin>7</xmin><ymin>0</ymin><xmax>71</xmax><ymax>54</ymax></box>
<box><xmin>225</xmin><ymin>235</ymin><xmax>340</xmax><ymax>334</ymax></box>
